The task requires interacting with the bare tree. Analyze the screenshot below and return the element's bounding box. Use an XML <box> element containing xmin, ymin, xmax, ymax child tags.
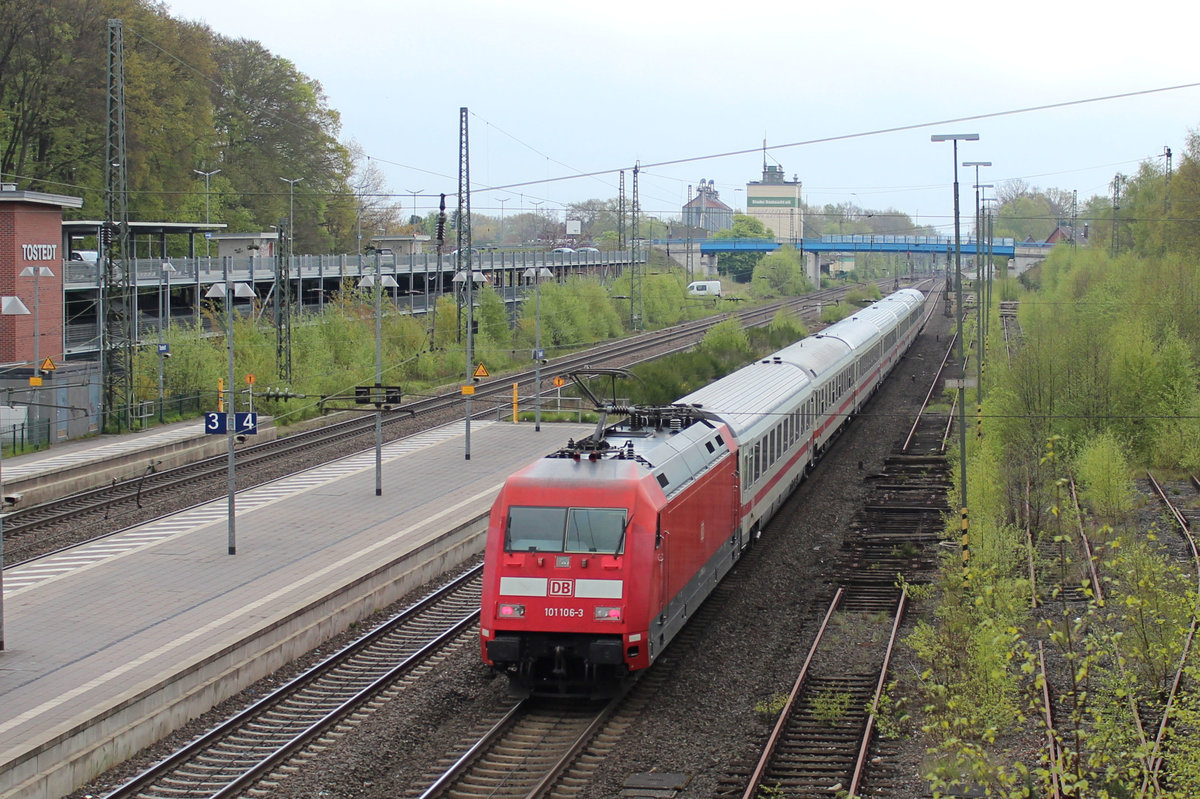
<box><xmin>996</xmin><ymin>179</ymin><xmax>1034</xmax><ymax>205</ymax></box>
<box><xmin>347</xmin><ymin>142</ymin><xmax>402</xmax><ymax>248</ymax></box>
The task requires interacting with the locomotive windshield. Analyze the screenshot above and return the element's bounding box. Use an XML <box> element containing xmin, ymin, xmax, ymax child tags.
<box><xmin>505</xmin><ymin>506</ymin><xmax>627</xmax><ymax>554</ymax></box>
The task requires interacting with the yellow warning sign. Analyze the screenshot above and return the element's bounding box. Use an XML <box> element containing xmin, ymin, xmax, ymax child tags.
<box><xmin>473</xmin><ymin>363</ymin><xmax>489</xmax><ymax>379</ymax></box>
<box><xmin>461</xmin><ymin>384</ymin><xmax>476</xmax><ymax>396</ymax></box>
<box><xmin>40</xmin><ymin>357</ymin><xmax>55</xmax><ymax>371</ymax></box>
<box><xmin>29</xmin><ymin>376</ymin><xmax>42</xmax><ymax>387</ymax></box>
<box><xmin>552</xmin><ymin>376</ymin><xmax>565</xmax><ymax>388</ymax></box>
<box><xmin>245</xmin><ymin>374</ymin><xmax>256</xmax><ymax>385</ymax></box>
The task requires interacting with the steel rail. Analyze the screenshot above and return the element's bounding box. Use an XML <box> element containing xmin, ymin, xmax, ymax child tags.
<box><xmin>411</xmin><ymin>699</ymin><xmax>529</xmax><ymax>799</ymax></box>
<box><xmin>104</xmin><ymin>564</ymin><xmax>484</xmax><ymax>799</ymax></box>
<box><xmin>740</xmin><ymin>588</ymin><xmax>844</xmax><ymax>799</ymax></box>
<box><xmin>1068</xmin><ymin>477</ymin><xmax>1106</xmax><ymax>606</ymax></box>
<box><xmin>521</xmin><ymin>677</ymin><xmax>638</xmax><ymax>798</ymax></box>
<box><xmin>1142</xmin><ymin>471</ymin><xmax>1200</xmax><ymax>791</ymax></box>
<box><xmin>1037</xmin><ymin>642</ymin><xmax>1063</xmax><ymax>799</ymax></box>
<box><xmin>1068</xmin><ymin>476</ymin><xmax>1155</xmax><ymax>782</ymax></box>
<box><xmin>848</xmin><ymin>588</ymin><xmax>908</xmax><ymax>797</ymax></box>
<box><xmin>902</xmin><ymin>328</ymin><xmax>956</xmax><ymax>453</ymax></box>
<box><xmin>413</xmin><ymin>698</ymin><xmax>611</xmax><ymax>799</ymax></box>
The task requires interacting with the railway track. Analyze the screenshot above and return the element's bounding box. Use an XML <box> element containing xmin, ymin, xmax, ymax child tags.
<box><xmin>63</xmin><ymin>281</ymin><xmax>935</xmax><ymax>798</ymax></box>
<box><xmin>102</xmin><ymin>565</ymin><xmax>486</xmax><ymax>799</ymax></box>
<box><xmin>410</xmin><ymin>696</ymin><xmax>617</xmax><ymax>798</ymax></box>
<box><xmin>1034</xmin><ymin>471</ymin><xmax>1200</xmax><ymax>797</ymax></box>
<box><xmin>999</xmin><ymin>299</ymin><xmax>1020</xmax><ymax>360</ymax></box>
<box><xmin>1140</xmin><ymin>471</ymin><xmax>1200</xmax><ymax>790</ymax></box>
<box><xmin>715</xmin><ymin>299</ymin><xmax>953</xmax><ymax>798</ymax></box>
<box><xmin>410</xmin><ymin>483</ymin><xmax>794</xmax><ymax>799</ymax></box>
<box><xmin>7</xmin><ymin>285</ymin><xmax>892</xmax><ymax>564</ymax></box>
<box><xmin>404</xmin><ymin>292</ymin><xmax>949</xmax><ymax>797</ymax></box>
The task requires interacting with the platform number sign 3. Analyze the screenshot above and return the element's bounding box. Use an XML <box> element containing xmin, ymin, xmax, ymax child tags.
<box><xmin>204</xmin><ymin>412</ymin><xmax>258</xmax><ymax>435</ymax></box>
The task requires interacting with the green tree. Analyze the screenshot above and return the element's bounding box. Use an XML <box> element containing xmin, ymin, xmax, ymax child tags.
<box><xmin>211</xmin><ymin>36</ymin><xmax>354</xmax><ymax>251</ymax></box>
<box><xmin>749</xmin><ymin>245</ymin><xmax>810</xmax><ymax>298</ymax></box>
<box><xmin>475</xmin><ymin>284</ymin><xmax>511</xmax><ymax>345</ymax></box>
<box><xmin>1074</xmin><ymin>430</ymin><xmax>1135</xmax><ymax>528</ymax></box>
<box><xmin>993</xmin><ymin>194</ymin><xmax>1056</xmax><ymax>242</ymax></box>
<box><xmin>712</xmin><ymin>214</ymin><xmax>773</xmax><ymax>283</ymax></box>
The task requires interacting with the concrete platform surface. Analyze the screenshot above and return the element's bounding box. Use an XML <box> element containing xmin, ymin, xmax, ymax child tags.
<box><xmin>0</xmin><ymin>418</ymin><xmax>591</xmax><ymax>799</ymax></box>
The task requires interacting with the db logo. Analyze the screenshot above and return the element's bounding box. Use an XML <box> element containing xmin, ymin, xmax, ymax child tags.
<box><xmin>549</xmin><ymin>579</ymin><xmax>574</xmax><ymax>597</ymax></box>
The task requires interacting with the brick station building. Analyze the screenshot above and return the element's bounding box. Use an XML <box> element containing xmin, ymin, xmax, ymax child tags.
<box><xmin>0</xmin><ymin>184</ymin><xmax>86</xmax><ymax>443</ymax></box>
<box><xmin>0</xmin><ymin>184</ymin><xmax>83</xmax><ymax>367</ymax></box>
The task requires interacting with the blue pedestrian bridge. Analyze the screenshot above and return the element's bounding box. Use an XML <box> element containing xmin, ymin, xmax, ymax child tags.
<box><xmin>698</xmin><ymin>235</ymin><xmax>1023</xmax><ymax>257</ymax></box>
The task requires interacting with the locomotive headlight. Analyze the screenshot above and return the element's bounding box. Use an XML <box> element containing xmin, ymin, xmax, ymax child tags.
<box><xmin>497</xmin><ymin>603</ymin><xmax>525</xmax><ymax>618</ymax></box>
<box><xmin>594</xmin><ymin>606</ymin><xmax>623</xmax><ymax>621</ymax></box>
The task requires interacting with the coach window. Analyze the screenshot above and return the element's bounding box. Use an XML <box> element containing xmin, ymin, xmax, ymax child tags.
<box><xmin>506</xmin><ymin>506</ymin><xmax>568</xmax><ymax>552</ymax></box>
<box><xmin>565</xmin><ymin>508</ymin><xmax>628</xmax><ymax>553</ymax></box>
<box><xmin>506</xmin><ymin>506</ymin><xmax>628</xmax><ymax>553</ymax></box>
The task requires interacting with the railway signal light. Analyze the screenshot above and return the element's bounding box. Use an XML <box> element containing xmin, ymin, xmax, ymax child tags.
<box><xmin>262</xmin><ymin>386</ymin><xmax>298</xmax><ymax>400</ymax></box>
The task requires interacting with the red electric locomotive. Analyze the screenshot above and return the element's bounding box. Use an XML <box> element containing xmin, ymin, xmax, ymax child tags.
<box><xmin>480</xmin><ymin>405</ymin><xmax>741</xmax><ymax>694</ymax></box>
<box><xmin>480</xmin><ymin>288</ymin><xmax>925</xmax><ymax>694</ymax></box>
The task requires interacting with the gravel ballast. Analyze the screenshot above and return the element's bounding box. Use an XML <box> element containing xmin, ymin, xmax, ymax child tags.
<box><xmin>70</xmin><ymin>296</ymin><xmax>953</xmax><ymax>799</ymax></box>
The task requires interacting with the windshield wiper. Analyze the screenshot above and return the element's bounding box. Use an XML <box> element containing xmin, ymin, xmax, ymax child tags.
<box><xmin>614</xmin><ymin>516</ymin><xmax>631</xmax><ymax>555</ymax></box>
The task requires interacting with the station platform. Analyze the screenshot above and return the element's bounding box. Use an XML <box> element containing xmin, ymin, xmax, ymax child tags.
<box><xmin>0</xmin><ymin>418</ymin><xmax>592</xmax><ymax>799</ymax></box>
<box><xmin>1</xmin><ymin>417</ymin><xmax>276</xmax><ymax>510</ymax></box>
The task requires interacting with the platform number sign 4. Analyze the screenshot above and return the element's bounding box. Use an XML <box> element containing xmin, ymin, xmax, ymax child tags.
<box><xmin>204</xmin><ymin>412</ymin><xmax>258</xmax><ymax>435</ymax></box>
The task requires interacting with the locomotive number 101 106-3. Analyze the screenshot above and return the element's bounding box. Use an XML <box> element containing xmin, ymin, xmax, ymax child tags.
<box><xmin>544</xmin><ymin>607</ymin><xmax>584</xmax><ymax>618</ymax></box>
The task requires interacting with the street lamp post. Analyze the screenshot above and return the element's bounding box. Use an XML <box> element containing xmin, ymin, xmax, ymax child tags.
<box><xmin>406</xmin><ymin>189</ymin><xmax>423</xmax><ymax>225</ymax></box>
<box><xmin>523</xmin><ymin>267</ymin><xmax>553</xmax><ymax>431</ymax></box>
<box><xmin>975</xmin><ymin>182</ymin><xmax>993</xmax><ymax>404</ymax></box>
<box><xmin>193</xmin><ymin>168</ymin><xmax>221</xmax><ymax>257</ymax></box>
<box><xmin>279</xmin><ymin>177</ymin><xmax>302</xmax><ymax>383</ymax></box>
<box><xmin>280</xmin><ymin>175</ymin><xmax>302</xmax><ymax>277</ymax></box>
<box><xmin>531</xmin><ymin>200</ymin><xmax>543</xmax><ymax>240</ymax></box>
<box><xmin>983</xmin><ymin>196</ymin><xmax>998</xmax><ymax>368</ymax></box>
<box><xmin>932</xmin><ymin>133</ymin><xmax>978</xmax><ymax>565</ymax></box>
<box><xmin>20</xmin><ymin>265</ymin><xmax>53</xmax><ymax>444</ymax></box>
<box><xmin>453</xmin><ymin>269</ymin><xmax>484</xmax><ymax>344</ymax></box>
<box><xmin>204</xmin><ymin>274</ymin><xmax>255</xmax><ymax>555</ymax></box>
<box><xmin>356</xmin><ymin>195</ymin><xmax>363</xmax><ymax>257</ymax></box>
<box><xmin>963</xmin><ymin>160</ymin><xmax>991</xmax><ymax>406</ymax></box>
<box><xmin>0</xmin><ymin>296</ymin><xmax>31</xmax><ymax>650</ymax></box>
<box><xmin>359</xmin><ymin>257</ymin><xmax>397</xmax><ymax>497</ymax></box>
<box><xmin>157</xmin><ymin>262</ymin><xmax>177</xmax><ymax>422</ymax></box>
<box><xmin>497</xmin><ymin>198</ymin><xmax>509</xmax><ymax>293</ymax></box>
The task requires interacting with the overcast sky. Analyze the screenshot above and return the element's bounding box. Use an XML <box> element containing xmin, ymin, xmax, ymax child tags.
<box><xmin>163</xmin><ymin>0</ymin><xmax>1200</xmax><ymax>234</ymax></box>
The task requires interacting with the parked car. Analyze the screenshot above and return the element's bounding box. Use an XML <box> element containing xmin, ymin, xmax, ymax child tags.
<box><xmin>69</xmin><ymin>250</ymin><xmax>99</xmax><ymax>263</ymax></box>
<box><xmin>551</xmin><ymin>247</ymin><xmax>575</xmax><ymax>254</ymax></box>
<box><xmin>577</xmin><ymin>247</ymin><xmax>600</xmax><ymax>254</ymax></box>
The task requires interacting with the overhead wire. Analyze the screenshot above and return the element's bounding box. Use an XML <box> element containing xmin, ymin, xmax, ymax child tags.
<box><xmin>21</xmin><ymin>24</ymin><xmax>1200</xmax><ymax>217</ymax></box>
